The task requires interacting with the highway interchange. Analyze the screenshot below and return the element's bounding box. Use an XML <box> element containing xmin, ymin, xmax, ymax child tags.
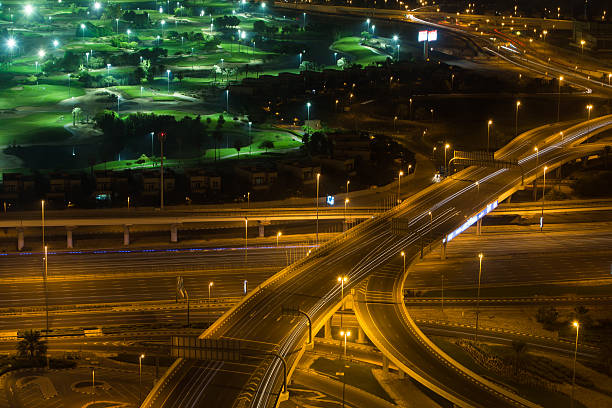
<box><xmin>2</xmin><ymin>8</ymin><xmax>612</xmax><ymax>408</ymax></box>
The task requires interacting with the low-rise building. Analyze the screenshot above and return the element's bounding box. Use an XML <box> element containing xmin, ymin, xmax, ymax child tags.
<box><xmin>278</xmin><ymin>161</ymin><xmax>321</xmax><ymax>184</ymax></box>
<box><xmin>235</xmin><ymin>165</ymin><xmax>277</xmax><ymax>190</ymax></box>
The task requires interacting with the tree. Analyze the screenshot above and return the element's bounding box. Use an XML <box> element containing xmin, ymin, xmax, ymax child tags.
<box><xmin>233</xmin><ymin>141</ymin><xmax>242</xmax><ymax>159</ymax></box>
<box><xmin>253</xmin><ymin>20</ymin><xmax>267</xmax><ymax>35</ymax></box>
<box><xmin>536</xmin><ymin>306</ymin><xmax>558</xmax><ymax>330</ymax></box>
<box><xmin>259</xmin><ymin>140</ymin><xmax>274</xmax><ymax>152</ymax></box>
<box><xmin>511</xmin><ymin>340</ymin><xmax>527</xmax><ymax>375</ymax></box>
<box><xmin>17</xmin><ymin>330</ymin><xmax>47</xmax><ymax>360</ymax></box>
<box><xmin>72</xmin><ymin>107</ymin><xmax>82</xmax><ymax>126</ymax></box>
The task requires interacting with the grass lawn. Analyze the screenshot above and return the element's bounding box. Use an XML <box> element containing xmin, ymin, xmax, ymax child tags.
<box><xmin>0</xmin><ymin>84</ymin><xmax>84</xmax><ymax>109</ymax></box>
<box><xmin>310</xmin><ymin>357</ymin><xmax>393</xmax><ymax>403</ymax></box>
<box><xmin>0</xmin><ymin>112</ymin><xmax>72</xmax><ymax>145</ymax></box>
<box><xmin>331</xmin><ymin>36</ymin><xmax>388</xmax><ymax>66</ymax></box>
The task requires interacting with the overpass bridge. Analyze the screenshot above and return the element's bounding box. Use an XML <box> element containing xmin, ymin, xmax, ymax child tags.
<box><xmin>0</xmin><ymin>207</ymin><xmax>377</xmax><ymax>249</ymax></box>
<box><xmin>140</xmin><ymin>115</ymin><xmax>612</xmax><ymax>408</ymax></box>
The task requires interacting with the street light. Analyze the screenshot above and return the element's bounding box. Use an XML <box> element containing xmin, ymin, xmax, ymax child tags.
<box><xmin>316</xmin><ymin>173</ymin><xmax>320</xmax><ymax>246</ymax></box>
<box><xmin>107</xmin><ymin>63</ymin><xmax>111</xmax><ymax>76</ymax></box>
<box><xmin>541</xmin><ymin>166</ymin><xmax>548</xmax><ymax>231</ymax></box>
<box><xmin>127</xmin><ymin>29</ymin><xmax>131</xmax><ymax>41</ymax></box>
<box><xmin>534</xmin><ymin>146</ymin><xmax>539</xmax><ymax>166</ymax></box>
<box><xmin>167</xmin><ymin>69</ymin><xmax>171</xmax><ymax>94</ymax></box>
<box><xmin>397</xmin><ymin>170</ymin><xmax>404</xmax><ymax>203</ymax></box>
<box><xmin>400</xmin><ymin>251</ymin><xmax>406</xmax><ymax>274</ymax></box>
<box><xmin>444</xmin><ymin>144</ymin><xmax>450</xmax><ymax>176</ymax></box>
<box><xmin>138</xmin><ymin>354</ymin><xmax>145</xmax><ymax>403</ymax></box>
<box><xmin>339</xmin><ymin>330</ymin><xmax>351</xmax><ymax>357</ymax></box>
<box><xmin>225</xmin><ymin>89</ymin><xmax>229</xmax><ymax>113</ymax></box>
<box><xmin>115</xmin><ymin>18</ymin><xmax>119</xmax><ymax>34</ymax></box>
<box><xmin>244</xmin><ymin>217</ymin><xmax>248</xmax><ymax>293</ymax></box>
<box><xmin>487</xmin><ymin>120</ymin><xmax>493</xmax><ymax>152</ymax></box>
<box><xmin>24</xmin><ymin>4</ymin><xmax>33</xmax><ymax>16</ymax></box>
<box><xmin>557</xmin><ymin>76</ymin><xmax>563</xmax><ymax>122</ymax></box>
<box><xmin>344</xmin><ymin>198</ymin><xmax>349</xmax><ymax>222</ymax></box>
<box><xmin>515</xmin><ymin>100</ymin><xmax>521</xmax><ymax>136</ymax></box>
<box><xmin>571</xmin><ymin>321</ymin><xmax>580</xmax><ymax>408</ymax></box>
<box><xmin>161</xmin><ymin>19</ymin><xmax>166</xmax><ymax>37</ymax></box>
<box><xmin>53</xmin><ymin>39</ymin><xmax>59</xmax><ymax>48</ymax></box>
<box><xmin>276</xmin><ymin>231</ymin><xmax>282</xmax><ymax>247</ymax></box>
<box><xmin>80</xmin><ymin>24</ymin><xmax>86</xmax><ymax>42</ymax></box>
<box><xmin>337</xmin><ymin>276</ymin><xmax>348</xmax><ymax>311</ymax></box>
<box><xmin>475</xmin><ymin>253</ymin><xmax>483</xmax><ymax>342</ymax></box>
<box><xmin>586</xmin><ymin>104</ymin><xmax>593</xmax><ymax>121</ymax></box>
<box><xmin>208</xmin><ymin>281</ymin><xmax>214</xmax><ymax>304</ymax></box>
<box><xmin>580</xmin><ymin>39</ymin><xmax>585</xmax><ymax>54</ymax></box>
<box><xmin>306</xmin><ymin>102</ymin><xmax>311</xmax><ymax>121</ymax></box>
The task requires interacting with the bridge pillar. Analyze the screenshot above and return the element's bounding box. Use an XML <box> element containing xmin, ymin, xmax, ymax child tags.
<box><xmin>382</xmin><ymin>355</ymin><xmax>389</xmax><ymax>373</ymax></box>
<box><xmin>16</xmin><ymin>228</ymin><xmax>24</xmax><ymax>251</ymax></box>
<box><xmin>357</xmin><ymin>326</ymin><xmax>367</xmax><ymax>344</ymax></box>
<box><xmin>476</xmin><ymin>219</ymin><xmax>482</xmax><ymax>236</ymax></box>
<box><xmin>440</xmin><ymin>240</ymin><xmax>447</xmax><ymax>260</ymax></box>
<box><xmin>324</xmin><ymin>317</ymin><xmax>332</xmax><ymax>339</ymax></box>
<box><xmin>533</xmin><ymin>180</ymin><xmax>537</xmax><ymax>201</ymax></box>
<box><xmin>66</xmin><ymin>226</ymin><xmax>75</xmax><ymax>248</ymax></box>
<box><xmin>258</xmin><ymin>224</ymin><xmax>265</xmax><ymax>237</ymax></box>
<box><xmin>123</xmin><ymin>225</ymin><xmax>130</xmax><ymax>246</ymax></box>
<box><xmin>170</xmin><ymin>224</ymin><xmax>179</xmax><ymax>243</ymax></box>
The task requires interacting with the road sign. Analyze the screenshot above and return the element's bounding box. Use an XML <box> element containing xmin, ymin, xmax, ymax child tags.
<box><xmin>451</xmin><ymin>150</ymin><xmax>518</xmax><ymax>170</ymax></box>
<box><xmin>418</xmin><ymin>30</ymin><xmax>437</xmax><ymax>42</ymax></box>
<box><xmin>418</xmin><ymin>31</ymin><xmax>428</xmax><ymax>42</ymax></box>
<box><xmin>171</xmin><ymin>336</ymin><xmax>241</xmax><ymax>361</ymax></box>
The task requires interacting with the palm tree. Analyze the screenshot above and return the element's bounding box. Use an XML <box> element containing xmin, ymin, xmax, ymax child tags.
<box><xmin>17</xmin><ymin>330</ymin><xmax>47</xmax><ymax>360</ymax></box>
<box><xmin>72</xmin><ymin>107</ymin><xmax>82</xmax><ymax>126</ymax></box>
<box><xmin>511</xmin><ymin>340</ymin><xmax>527</xmax><ymax>375</ymax></box>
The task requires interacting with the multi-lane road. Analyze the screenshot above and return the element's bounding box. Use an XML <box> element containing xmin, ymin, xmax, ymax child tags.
<box><xmin>142</xmin><ymin>110</ymin><xmax>612</xmax><ymax>408</ymax></box>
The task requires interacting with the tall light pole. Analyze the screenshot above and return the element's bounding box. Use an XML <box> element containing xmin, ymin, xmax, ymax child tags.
<box><xmin>226</xmin><ymin>89</ymin><xmax>229</xmax><ymax>113</ymax></box>
<box><xmin>91</xmin><ymin>368</ymin><xmax>96</xmax><ymax>405</ymax></box>
<box><xmin>339</xmin><ymin>330</ymin><xmax>351</xmax><ymax>358</ymax></box>
<box><xmin>444</xmin><ymin>144</ymin><xmax>450</xmax><ymax>176</ymax></box>
<box><xmin>41</xmin><ymin>200</ymin><xmax>45</xmax><ymax>250</ymax></box>
<box><xmin>306</xmin><ymin>102</ymin><xmax>311</xmax><ymax>121</ymax></box>
<box><xmin>534</xmin><ymin>146</ymin><xmax>539</xmax><ymax>166</ymax></box>
<box><xmin>487</xmin><ymin>120</ymin><xmax>493</xmax><ymax>153</ymax></box>
<box><xmin>316</xmin><ymin>173</ymin><xmax>320</xmax><ymax>246</ymax></box>
<box><xmin>115</xmin><ymin>18</ymin><xmax>119</xmax><ymax>33</ymax></box>
<box><xmin>244</xmin><ymin>217</ymin><xmax>248</xmax><ymax>294</ymax></box>
<box><xmin>166</xmin><ymin>69</ymin><xmax>171</xmax><ymax>94</ymax></box>
<box><xmin>580</xmin><ymin>39</ymin><xmax>585</xmax><ymax>55</ymax></box>
<box><xmin>150</xmin><ymin>132</ymin><xmax>154</xmax><ymax>158</ymax></box>
<box><xmin>571</xmin><ymin>321</ymin><xmax>580</xmax><ymax>408</ymax></box>
<box><xmin>161</xmin><ymin>19</ymin><xmax>166</xmax><ymax>37</ymax></box>
<box><xmin>557</xmin><ymin>76</ymin><xmax>563</xmax><ymax>122</ymax></box>
<box><xmin>586</xmin><ymin>104</ymin><xmax>593</xmax><ymax>121</ymax></box>
<box><xmin>139</xmin><ymin>354</ymin><xmax>145</xmax><ymax>404</ymax></box>
<box><xmin>208</xmin><ymin>281</ymin><xmax>213</xmax><ymax>305</ymax></box>
<box><xmin>346</xmin><ymin>179</ymin><xmax>350</xmax><ymax>200</ymax></box>
<box><xmin>409</xmin><ymin>98</ymin><xmax>413</xmax><ymax>119</ymax></box>
<box><xmin>68</xmin><ymin>73</ymin><xmax>71</xmax><ymax>96</ymax></box>
<box><xmin>337</xmin><ymin>275</ymin><xmax>347</xmax><ymax>313</ymax></box>
<box><xmin>475</xmin><ymin>253</ymin><xmax>483</xmax><ymax>342</ymax></box>
<box><xmin>515</xmin><ymin>100</ymin><xmax>521</xmax><ymax>137</ymax></box>
<box><xmin>80</xmin><ymin>24</ymin><xmax>86</xmax><ymax>42</ymax></box>
<box><xmin>541</xmin><ymin>166</ymin><xmax>548</xmax><ymax>231</ymax></box>
<box><xmin>276</xmin><ymin>231</ymin><xmax>282</xmax><ymax>247</ymax></box>
<box><xmin>158</xmin><ymin>132</ymin><xmax>166</xmax><ymax>209</ymax></box>
<box><xmin>344</xmin><ymin>198</ymin><xmax>349</xmax><ymax>222</ymax></box>
<box><xmin>400</xmin><ymin>251</ymin><xmax>406</xmax><ymax>274</ymax></box>
<box><xmin>397</xmin><ymin>170</ymin><xmax>404</xmax><ymax>203</ymax></box>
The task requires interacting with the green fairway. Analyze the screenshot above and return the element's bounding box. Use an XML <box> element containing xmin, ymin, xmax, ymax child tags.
<box><xmin>0</xmin><ymin>84</ymin><xmax>84</xmax><ymax>109</ymax></box>
<box><xmin>0</xmin><ymin>112</ymin><xmax>72</xmax><ymax>145</ymax></box>
<box><xmin>331</xmin><ymin>36</ymin><xmax>388</xmax><ymax>66</ymax></box>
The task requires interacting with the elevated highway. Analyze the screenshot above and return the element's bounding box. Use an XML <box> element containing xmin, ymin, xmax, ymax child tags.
<box><xmin>142</xmin><ymin>115</ymin><xmax>612</xmax><ymax>408</ymax></box>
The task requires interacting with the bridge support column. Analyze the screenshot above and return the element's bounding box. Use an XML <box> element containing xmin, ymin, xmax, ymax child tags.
<box><xmin>357</xmin><ymin>326</ymin><xmax>367</xmax><ymax>344</ymax></box>
<box><xmin>533</xmin><ymin>180</ymin><xmax>537</xmax><ymax>201</ymax></box>
<box><xmin>66</xmin><ymin>227</ymin><xmax>75</xmax><ymax>249</ymax></box>
<box><xmin>440</xmin><ymin>240</ymin><xmax>447</xmax><ymax>260</ymax></box>
<box><xmin>258</xmin><ymin>224</ymin><xmax>265</xmax><ymax>237</ymax></box>
<box><xmin>324</xmin><ymin>317</ymin><xmax>332</xmax><ymax>339</ymax></box>
<box><xmin>16</xmin><ymin>228</ymin><xmax>24</xmax><ymax>251</ymax></box>
<box><xmin>170</xmin><ymin>224</ymin><xmax>179</xmax><ymax>243</ymax></box>
<box><xmin>476</xmin><ymin>218</ymin><xmax>482</xmax><ymax>236</ymax></box>
<box><xmin>382</xmin><ymin>355</ymin><xmax>389</xmax><ymax>373</ymax></box>
<box><xmin>123</xmin><ymin>225</ymin><xmax>130</xmax><ymax>246</ymax></box>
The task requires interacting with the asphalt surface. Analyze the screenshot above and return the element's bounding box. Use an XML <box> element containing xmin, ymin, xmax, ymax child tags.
<box><xmin>144</xmin><ymin>115</ymin><xmax>612</xmax><ymax>408</ymax></box>
<box><xmin>405</xmin><ymin>222</ymin><xmax>612</xmax><ymax>291</ymax></box>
